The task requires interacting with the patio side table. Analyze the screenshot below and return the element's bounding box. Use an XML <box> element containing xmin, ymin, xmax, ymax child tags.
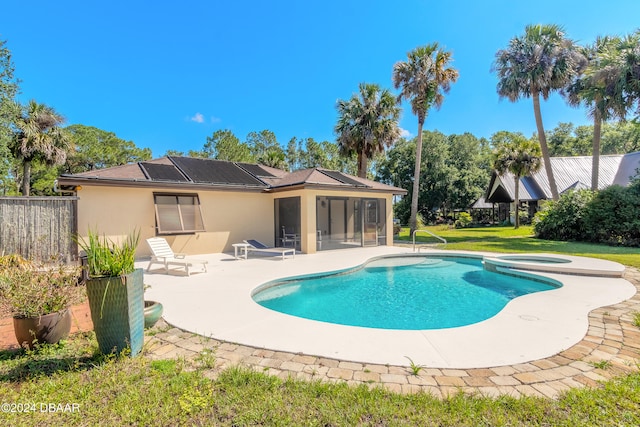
<box><xmin>232</xmin><ymin>243</ymin><xmax>251</xmax><ymax>260</ymax></box>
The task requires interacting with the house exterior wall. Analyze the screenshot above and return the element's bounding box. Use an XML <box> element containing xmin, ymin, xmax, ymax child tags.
<box><xmin>77</xmin><ymin>184</ymin><xmax>396</xmax><ymax>258</ymax></box>
<box><xmin>76</xmin><ymin>185</ymin><xmax>273</xmax><ymax>257</ymax></box>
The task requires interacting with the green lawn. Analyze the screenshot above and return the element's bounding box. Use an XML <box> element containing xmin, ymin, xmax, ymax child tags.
<box><xmin>1</xmin><ymin>228</ymin><xmax>639</xmax><ymax>426</ymax></box>
<box><xmin>1</xmin><ymin>334</ymin><xmax>639</xmax><ymax>426</ymax></box>
<box><xmin>398</xmin><ymin>225</ymin><xmax>640</xmax><ymax>268</ymax></box>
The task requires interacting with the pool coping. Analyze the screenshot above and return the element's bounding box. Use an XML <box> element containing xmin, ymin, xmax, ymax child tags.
<box><xmin>141</xmin><ymin>247</ymin><xmax>637</xmax><ymax>370</ymax></box>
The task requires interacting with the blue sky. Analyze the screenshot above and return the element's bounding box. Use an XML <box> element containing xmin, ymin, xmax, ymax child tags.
<box><xmin>2</xmin><ymin>1</ymin><xmax>639</xmax><ymax>157</ymax></box>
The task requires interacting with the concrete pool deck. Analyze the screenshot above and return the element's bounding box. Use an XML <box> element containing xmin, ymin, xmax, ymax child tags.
<box><xmin>141</xmin><ymin>247</ymin><xmax>636</xmax><ymax>369</ymax></box>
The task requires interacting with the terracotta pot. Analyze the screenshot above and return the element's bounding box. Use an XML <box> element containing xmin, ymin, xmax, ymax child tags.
<box><xmin>144</xmin><ymin>301</ymin><xmax>163</xmax><ymax>328</ymax></box>
<box><xmin>13</xmin><ymin>308</ymin><xmax>72</xmax><ymax>349</ymax></box>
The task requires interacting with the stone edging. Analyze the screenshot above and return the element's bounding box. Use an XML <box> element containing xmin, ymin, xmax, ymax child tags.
<box><xmin>143</xmin><ymin>268</ymin><xmax>640</xmax><ymax>399</ymax></box>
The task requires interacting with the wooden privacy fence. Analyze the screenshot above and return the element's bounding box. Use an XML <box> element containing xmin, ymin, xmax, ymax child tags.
<box><xmin>0</xmin><ymin>196</ymin><xmax>78</xmax><ymax>262</ymax></box>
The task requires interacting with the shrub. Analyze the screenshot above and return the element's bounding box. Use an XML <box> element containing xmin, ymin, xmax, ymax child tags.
<box><xmin>533</xmin><ymin>190</ymin><xmax>595</xmax><ymax>241</ymax></box>
<box><xmin>0</xmin><ymin>258</ymin><xmax>82</xmax><ymax>317</ymax></box>
<box><xmin>454</xmin><ymin>212</ymin><xmax>473</xmax><ymax>228</ymax></box>
<box><xmin>517</xmin><ymin>207</ymin><xmax>531</xmax><ymax>225</ymax></box>
<box><xmin>583</xmin><ymin>183</ymin><xmax>640</xmax><ymax>246</ymax></box>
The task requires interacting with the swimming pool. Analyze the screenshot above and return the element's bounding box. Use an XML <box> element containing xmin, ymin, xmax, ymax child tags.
<box><xmin>252</xmin><ymin>255</ymin><xmax>561</xmax><ymax>330</ymax></box>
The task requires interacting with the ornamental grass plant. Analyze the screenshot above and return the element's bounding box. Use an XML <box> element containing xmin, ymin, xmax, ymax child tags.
<box><xmin>76</xmin><ymin>229</ymin><xmax>140</xmax><ymax>278</ymax></box>
<box><xmin>0</xmin><ymin>255</ymin><xmax>82</xmax><ymax>318</ymax></box>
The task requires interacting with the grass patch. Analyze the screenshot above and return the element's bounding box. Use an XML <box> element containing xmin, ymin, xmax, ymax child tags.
<box><xmin>633</xmin><ymin>312</ymin><xmax>640</xmax><ymax>328</ymax></box>
<box><xmin>398</xmin><ymin>225</ymin><xmax>640</xmax><ymax>268</ymax></box>
<box><xmin>1</xmin><ymin>335</ymin><xmax>639</xmax><ymax>426</ymax></box>
<box><xmin>590</xmin><ymin>360</ymin><xmax>612</xmax><ymax>370</ymax></box>
<box><xmin>405</xmin><ymin>356</ymin><xmax>424</xmax><ymax>376</ymax></box>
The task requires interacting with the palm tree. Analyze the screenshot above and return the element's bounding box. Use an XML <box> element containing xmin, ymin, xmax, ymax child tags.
<box><xmin>564</xmin><ymin>36</ymin><xmax>629</xmax><ymax>191</ymax></box>
<box><xmin>493</xmin><ymin>24</ymin><xmax>585</xmax><ymax>200</ymax></box>
<box><xmin>492</xmin><ymin>135</ymin><xmax>542</xmax><ymax>228</ymax></box>
<box><xmin>10</xmin><ymin>100</ymin><xmax>69</xmax><ymax>196</ymax></box>
<box><xmin>260</xmin><ymin>148</ymin><xmax>287</xmax><ymax>169</ymax></box>
<box><xmin>335</xmin><ymin>83</ymin><xmax>401</xmax><ymax>178</ymax></box>
<box><xmin>619</xmin><ymin>30</ymin><xmax>640</xmax><ymax>116</ymax></box>
<box><xmin>393</xmin><ymin>43</ymin><xmax>459</xmax><ymax>232</ymax></box>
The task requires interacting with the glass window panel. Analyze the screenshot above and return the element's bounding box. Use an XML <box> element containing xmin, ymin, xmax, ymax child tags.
<box><xmin>157</xmin><ymin>204</ymin><xmax>182</xmax><ymax>233</ymax></box>
<box><xmin>156</xmin><ymin>195</ymin><xmax>177</xmax><ymax>205</ymax></box>
<box><xmin>154</xmin><ymin>194</ymin><xmax>205</xmax><ymax>234</ymax></box>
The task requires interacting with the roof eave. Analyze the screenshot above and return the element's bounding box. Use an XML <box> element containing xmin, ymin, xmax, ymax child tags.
<box><xmin>57</xmin><ymin>176</ymin><xmax>269</xmax><ymax>193</ymax></box>
<box><xmin>268</xmin><ymin>182</ymin><xmax>407</xmax><ymax>195</ymax></box>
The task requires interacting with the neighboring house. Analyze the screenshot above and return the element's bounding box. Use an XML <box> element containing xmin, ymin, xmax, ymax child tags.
<box><xmin>484</xmin><ymin>151</ymin><xmax>640</xmax><ymax>222</ymax></box>
<box><xmin>57</xmin><ymin>156</ymin><xmax>407</xmax><ymax>257</ymax></box>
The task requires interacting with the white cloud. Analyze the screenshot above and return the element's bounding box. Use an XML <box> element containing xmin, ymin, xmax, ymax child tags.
<box><xmin>210</xmin><ymin>116</ymin><xmax>221</xmax><ymax>123</ymax></box>
<box><xmin>399</xmin><ymin>127</ymin><xmax>412</xmax><ymax>138</ymax></box>
<box><xmin>190</xmin><ymin>112</ymin><xmax>205</xmax><ymax>123</ymax></box>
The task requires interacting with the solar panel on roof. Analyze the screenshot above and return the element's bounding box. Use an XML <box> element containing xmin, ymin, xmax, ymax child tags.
<box><xmin>319</xmin><ymin>170</ymin><xmax>369</xmax><ymax>187</ymax></box>
<box><xmin>237</xmin><ymin>163</ymin><xmax>276</xmax><ymax>178</ymax></box>
<box><xmin>140</xmin><ymin>163</ymin><xmax>189</xmax><ymax>182</ymax></box>
<box><xmin>171</xmin><ymin>157</ymin><xmax>266</xmax><ymax>186</ymax></box>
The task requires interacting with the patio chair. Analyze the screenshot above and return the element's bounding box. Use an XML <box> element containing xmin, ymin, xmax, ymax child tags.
<box><xmin>146</xmin><ymin>237</ymin><xmax>208</xmax><ymax>276</ymax></box>
<box><xmin>243</xmin><ymin>239</ymin><xmax>295</xmax><ymax>260</ymax></box>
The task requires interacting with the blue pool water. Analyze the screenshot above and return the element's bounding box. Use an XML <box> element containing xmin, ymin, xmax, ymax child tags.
<box><xmin>252</xmin><ymin>256</ymin><xmax>560</xmax><ymax>330</ymax></box>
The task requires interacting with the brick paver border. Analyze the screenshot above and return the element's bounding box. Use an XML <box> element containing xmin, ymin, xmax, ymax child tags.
<box><xmin>143</xmin><ymin>268</ymin><xmax>640</xmax><ymax>399</ymax></box>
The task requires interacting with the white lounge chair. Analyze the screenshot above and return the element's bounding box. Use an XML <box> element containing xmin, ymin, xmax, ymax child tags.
<box><xmin>146</xmin><ymin>237</ymin><xmax>208</xmax><ymax>276</ymax></box>
<box><xmin>243</xmin><ymin>239</ymin><xmax>295</xmax><ymax>260</ymax></box>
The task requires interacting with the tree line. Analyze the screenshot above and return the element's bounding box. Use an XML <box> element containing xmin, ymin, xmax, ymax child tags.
<box><xmin>1</xmin><ymin>23</ymin><xmax>639</xmax><ymax>233</ymax></box>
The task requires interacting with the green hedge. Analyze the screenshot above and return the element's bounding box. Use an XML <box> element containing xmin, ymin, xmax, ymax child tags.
<box><xmin>584</xmin><ymin>181</ymin><xmax>640</xmax><ymax>246</ymax></box>
<box><xmin>533</xmin><ymin>180</ymin><xmax>640</xmax><ymax>247</ymax></box>
<box><xmin>532</xmin><ymin>190</ymin><xmax>594</xmax><ymax>241</ymax></box>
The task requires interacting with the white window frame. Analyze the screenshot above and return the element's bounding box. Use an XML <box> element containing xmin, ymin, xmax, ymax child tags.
<box><xmin>153</xmin><ymin>193</ymin><xmax>205</xmax><ymax>235</ymax></box>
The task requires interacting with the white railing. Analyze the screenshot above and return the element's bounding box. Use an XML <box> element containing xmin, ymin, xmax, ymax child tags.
<box><xmin>412</xmin><ymin>229</ymin><xmax>447</xmax><ymax>252</ymax></box>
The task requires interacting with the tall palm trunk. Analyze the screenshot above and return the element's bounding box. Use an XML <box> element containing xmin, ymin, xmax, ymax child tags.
<box><xmin>409</xmin><ymin>121</ymin><xmax>424</xmax><ymax>233</ymax></box>
<box><xmin>532</xmin><ymin>87</ymin><xmax>559</xmax><ymax>200</ymax></box>
<box><xmin>513</xmin><ymin>175</ymin><xmax>521</xmax><ymax>229</ymax></box>
<box><xmin>592</xmin><ymin>107</ymin><xmax>602</xmax><ymax>191</ymax></box>
<box><xmin>356</xmin><ymin>151</ymin><xmax>367</xmax><ymax>178</ymax></box>
<box><xmin>22</xmin><ymin>159</ymin><xmax>31</xmax><ymax>196</ymax></box>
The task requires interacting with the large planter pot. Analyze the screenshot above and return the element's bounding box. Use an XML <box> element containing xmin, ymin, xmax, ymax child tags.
<box><xmin>144</xmin><ymin>301</ymin><xmax>163</xmax><ymax>328</ymax></box>
<box><xmin>13</xmin><ymin>308</ymin><xmax>72</xmax><ymax>349</ymax></box>
<box><xmin>86</xmin><ymin>268</ymin><xmax>144</xmax><ymax>357</ymax></box>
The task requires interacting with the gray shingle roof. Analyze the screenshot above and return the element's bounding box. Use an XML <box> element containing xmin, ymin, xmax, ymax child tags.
<box><xmin>58</xmin><ymin>157</ymin><xmax>407</xmax><ymax>195</ymax></box>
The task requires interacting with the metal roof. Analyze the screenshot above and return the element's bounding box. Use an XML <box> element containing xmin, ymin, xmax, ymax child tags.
<box><xmin>613</xmin><ymin>151</ymin><xmax>640</xmax><ymax>185</ymax></box>
<box><xmin>486</xmin><ymin>152</ymin><xmax>640</xmax><ymax>203</ymax></box>
<box><xmin>470</xmin><ymin>196</ymin><xmax>494</xmax><ymax>209</ymax></box>
<box><xmin>531</xmin><ymin>155</ymin><xmax>623</xmax><ymax>197</ymax></box>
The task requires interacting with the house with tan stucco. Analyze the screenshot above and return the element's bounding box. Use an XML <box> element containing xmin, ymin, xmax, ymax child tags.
<box><xmin>56</xmin><ymin>156</ymin><xmax>407</xmax><ymax>257</ymax></box>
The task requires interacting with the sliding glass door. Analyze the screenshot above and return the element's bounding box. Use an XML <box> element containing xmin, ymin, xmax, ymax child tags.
<box><xmin>316</xmin><ymin>196</ymin><xmax>385</xmax><ymax>250</ymax></box>
<box><xmin>274</xmin><ymin>197</ymin><xmax>300</xmax><ymax>249</ymax></box>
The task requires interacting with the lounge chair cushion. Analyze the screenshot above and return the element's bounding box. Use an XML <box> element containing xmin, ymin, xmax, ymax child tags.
<box><xmin>243</xmin><ymin>239</ymin><xmax>295</xmax><ymax>260</ymax></box>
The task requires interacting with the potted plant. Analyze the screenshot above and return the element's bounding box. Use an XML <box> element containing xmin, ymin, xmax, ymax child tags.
<box><xmin>144</xmin><ymin>301</ymin><xmax>163</xmax><ymax>329</ymax></box>
<box><xmin>143</xmin><ymin>284</ymin><xmax>163</xmax><ymax>329</ymax></box>
<box><xmin>77</xmin><ymin>229</ymin><xmax>144</xmax><ymax>356</ymax></box>
<box><xmin>0</xmin><ymin>255</ymin><xmax>82</xmax><ymax>349</ymax></box>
